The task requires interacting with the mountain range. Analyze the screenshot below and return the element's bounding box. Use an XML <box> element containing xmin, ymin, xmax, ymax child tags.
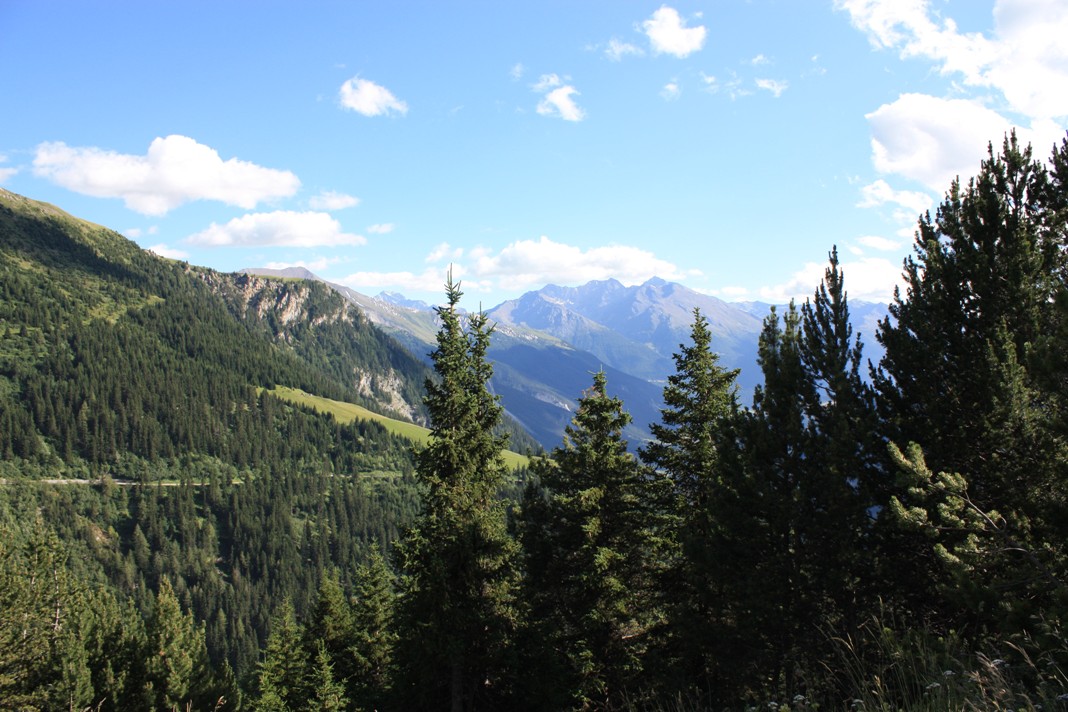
<box><xmin>244</xmin><ymin>267</ymin><xmax>889</xmax><ymax>450</ymax></box>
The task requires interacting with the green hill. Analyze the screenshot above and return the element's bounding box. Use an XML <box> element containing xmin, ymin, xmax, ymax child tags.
<box><xmin>0</xmin><ymin>188</ymin><xmax>438</xmax><ymax>686</ymax></box>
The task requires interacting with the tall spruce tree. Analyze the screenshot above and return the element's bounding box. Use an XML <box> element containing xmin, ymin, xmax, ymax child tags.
<box><xmin>393</xmin><ymin>274</ymin><xmax>519</xmax><ymax>712</ymax></box>
<box><xmin>638</xmin><ymin>308</ymin><xmax>740</xmax><ymax>690</ymax></box>
<box><xmin>349</xmin><ymin>546</ymin><xmax>396</xmax><ymax>710</ymax></box>
<box><xmin>254</xmin><ymin>598</ymin><xmax>309</xmax><ymax>712</ymax></box>
<box><xmin>520</xmin><ymin>370</ymin><xmax>664</xmax><ymax>710</ymax></box>
<box><xmin>733</xmin><ymin>303</ymin><xmax>818</xmax><ymax>698</ymax></box>
<box><xmin>798</xmin><ymin>247</ymin><xmax>877</xmax><ymax>628</ymax></box>
<box><xmin>874</xmin><ymin>133</ymin><xmax>1068</xmax><ymax>627</ymax></box>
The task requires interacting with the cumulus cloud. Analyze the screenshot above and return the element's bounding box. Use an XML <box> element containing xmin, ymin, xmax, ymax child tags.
<box><xmin>459</xmin><ymin>235</ymin><xmax>685</xmax><ymax>291</ymax></box>
<box><xmin>535</xmin><ymin>83</ymin><xmax>586</xmax><ymax>122</ymax></box>
<box><xmin>510</xmin><ymin>63</ymin><xmax>525</xmax><ymax>80</ymax></box>
<box><xmin>755</xmin><ymin>78</ymin><xmax>788</xmax><ymax>97</ymax></box>
<box><xmin>339</xmin><ymin>77</ymin><xmax>408</xmax><ymax>117</ymax></box>
<box><xmin>642</xmin><ymin>6</ymin><xmax>707</xmax><ymax>58</ymax></box>
<box><xmin>0</xmin><ymin>155</ymin><xmax>17</xmax><ymax>183</ymax></box>
<box><xmin>186</xmin><ymin>211</ymin><xmax>365</xmax><ymax>248</ymax></box>
<box><xmin>857</xmin><ymin>178</ymin><xmax>933</xmax><ymax>215</ymax></box>
<box><xmin>837</xmin><ymin>0</ymin><xmax>1068</xmax><ymax>121</ymax></box>
<box><xmin>123</xmin><ymin>225</ymin><xmax>158</xmax><ymax>239</ymax></box>
<box><xmin>32</xmin><ymin>135</ymin><xmax>300</xmax><ymax>216</ymax></box>
<box><xmin>532</xmin><ymin>74</ymin><xmax>562</xmax><ymax>92</ymax></box>
<box><xmin>606</xmin><ymin>38</ymin><xmax>644</xmax><ymax>61</ymax></box>
<box><xmin>661</xmin><ymin>81</ymin><xmax>681</xmax><ymax>101</ymax></box>
<box><xmin>759</xmin><ymin>256</ymin><xmax>904</xmax><ymax>303</ymax></box>
<box><xmin>337</xmin><ymin>268</ymin><xmax>451</xmax><ymax>297</ymax></box>
<box><xmin>865</xmin><ymin>93</ymin><xmax>1026</xmax><ymax>192</ymax></box>
<box><xmin>367</xmin><ymin>223</ymin><xmax>395</xmax><ymax>235</ymax></box>
<box><xmin>147</xmin><ymin>244</ymin><xmax>189</xmax><ymax>260</ymax></box>
<box><xmin>309</xmin><ymin>190</ymin><xmax>359</xmax><ymax>210</ymax></box>
<box><xmin>426</xmin><ymin>242</ymin><xmax>463</xmax><ymax>263</ymax></box>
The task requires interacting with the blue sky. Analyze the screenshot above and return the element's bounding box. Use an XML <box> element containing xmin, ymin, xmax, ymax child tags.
<box><xmin>2</xmin><ymin>1</ymin><xmax>1066</xmax><ymax>307</ymax></box>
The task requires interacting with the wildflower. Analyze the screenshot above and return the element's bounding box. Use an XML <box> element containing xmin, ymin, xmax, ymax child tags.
<box><xmin>925</xmin><ymin>682</ymin><xmax>941</xmax><ymax>691</ymax></box>
<box><xmin>942</xmin><ymin>670</ymin><xmax>956</xmax><ymax>677</ymax></box>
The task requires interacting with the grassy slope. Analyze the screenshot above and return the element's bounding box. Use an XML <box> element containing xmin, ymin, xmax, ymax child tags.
<box><xmin>269</xmin><ymin>386</ymin><xmax>529</xmax><ymax>470</ymax></box>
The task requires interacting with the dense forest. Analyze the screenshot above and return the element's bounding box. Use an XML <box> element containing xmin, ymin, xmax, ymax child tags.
<box><xmin>2</xmin><ymin>132</ymin><xmax>1068</xmax><ymax>710</ymax></box>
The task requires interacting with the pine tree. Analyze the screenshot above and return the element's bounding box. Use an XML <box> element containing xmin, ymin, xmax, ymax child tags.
<box><xmin>350</xmin><ymin>546</ymin><xmax>396</xmax><ymax>710</ymax></box>
<box><xmin>874</xmin><ymin>133</ymin><xmax>1068</xmax><ymax>627</ymax></box>
<box><xmin>309</xmin><ymin>641</ymin><xmax>350</xmax><ymax>712</ymax></box>
<box><xmin>798</xmin><ymin>247</ymin><xmax>878</xmax><ymax>627</ymax></box>
<box><xmin>143</xmin><ymin>577</ymin><xmax>213</xmax><ymax>712</ymax></box>
<box><xmin>305</xmin><ymin>570</ymin><xmax>357</xmax><ymax>695</ymax></box>
<box><xmin>393</xmin><ymin>273</ymin><xmax>519</xmax><ymax>711</ymax></box>
<box><xmin>733</xmin><ymin>303</ymin><xmax>817</xmax><ymax>697</ymax></box>
<box><xmin>255</xmin><ymin>598</ymin><xmax>309</xmax><ymax>712</ymax></box>
<box><xmin>638</xmin><ymin>308</ymin><xmax>740</xmax><ymax>689</ymax></box>
<box><xmin>521</xmin><ymin>370</ymin><xmax>664</xmax><ymax>709</ymax></box>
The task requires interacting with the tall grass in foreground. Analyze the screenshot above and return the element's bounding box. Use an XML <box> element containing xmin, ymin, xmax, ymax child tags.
<box><xmin>828</xmin><ymin>612</ymin><xmax>1068</xmax><ymax>711</ymax></box>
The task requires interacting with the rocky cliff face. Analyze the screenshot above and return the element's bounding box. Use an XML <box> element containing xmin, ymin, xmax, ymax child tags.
<box><xmin>195</xmin><ymin>268</ymin><xmax>427</xmax><ymax>424</ymax></box>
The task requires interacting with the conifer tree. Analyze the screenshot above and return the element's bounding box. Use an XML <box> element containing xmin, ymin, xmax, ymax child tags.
<box><xmin>305</xmin><ymin>570</ymin><xmax>357</xmax><ymax>695</ymax></box>
<box><xmin>394</xmin><ymin>273</ymin><xmax>519</xmax><ymax>711</ymax></box>
<box><xmin>874</xmin><ymin>133</ymin><xmax>1068</xmax><ymax>626</ymax></box>
<box><xmin>350</xmin><ymin>546</ymin><xmax>396</xmax><ymax>710</ymax></box>
<box><xmin>733</xmin><ymin>303</ymin><xmax>817</xmax><ymax>697</ymax></box>
<box><xmin>798</xmin><ymin>247</ymin><xmax>877</xmax><ymax>626</ymax></box>
<box><xmin>521</xmin><ymin>370</ymin><xmax>664</xmax><ymax>709</ymax></box>
<box><xmin>638</xmin><ymin>308</ymin><xmax>740</xmax><ymax>687</ymax></box>
<box><xmin>309</xmin><ymin>641</ymin><xmax>350</xmax><ymax>712</ymax></box>
<box><xmin>255</xmin><ymin>598</ymin><xmax>309</xmax><ymax>712</ymax></box>
<box><xmin>143</xmin><ymin>577</ymin><xmax>212</xmax><ymax>711</ymax></box>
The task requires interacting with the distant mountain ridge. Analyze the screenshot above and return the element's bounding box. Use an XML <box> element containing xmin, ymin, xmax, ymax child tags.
<box><xmin>243</xmin><ymin>267</ymin><xmax>889</xmax><ymax>450</ymax></box>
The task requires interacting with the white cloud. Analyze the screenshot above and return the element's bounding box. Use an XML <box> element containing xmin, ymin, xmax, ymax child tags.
<box><xmin>661</xmin><ymin>81</ymin><xmax>681</xmax><ymax>101</ymax></box>
<box><xmin>536</xmin><ymin>85</ymin><xmax>586</xmax><ymax>122</ymax></box>
<box><xmin>857</xmin><ymin>234</ymin><xmax>906</xmax><ymax>251</ymax></box>
<box><xmin>32</xmin><ymin>135</ymin><xmax>300</xmax><ymax>216</ymax></box>
<box><xmin>755</xmin><ymin>78</ymin><xmax>788</xmax><ymax>97</ymax></box>
<box><xmin>532</xmin><ymin>73</ymin><xmax>563</xmax><ymax>92</ymax></box>
<box><xmin>606</xmin><ymin>38</ymin><xmax>644</xmax><ymax>61</ymax></box>
<box><xmin>123</xmin><ymin>225</ymin><xmax>158</xmax><ymax>239</ymax></box>
<box><xmin>857</xmin><ymin>178</ymin><xmax>933</xmax><ymax>215</ymax></box>
<box><xmin>0</xmin><ymin>154</ymin><xmax>17</xmax><ymax>183</ymax></box>
<box><xmin>750</xmin><ymin>53</ymin><xmax>771</xmax><ymax>66</ymax></box>
<box><xmin>701</xmin><ymin>71</ymin><xmax>749</xmax><ymax>99</ymax></box>
<box><xmin>339</xmin><ymin>77</ymin><xmax>408</xmax><ymax>117</ymax></box>
<box><xmin>865</xmin><ymin>93</ymin><xmax>1027</xmax><ymax>191</ymax></box>
<box><xmin>463</xmin><ymin>235</ymin><xmax>685</xmax><ymax>291</ymax></box>
<box><xmin>338</xmin><ymin>268</ymin><xmax>451</xmax><ymax>296</ymax></box>
<box><xmin>836</xmin><ymin>0</ymin><xmax>1068</xmax><ymax>121</ymax></box>
<box><xmin>510</xmin><ymin>63</ymin><xmax>525</xmax><ymax>80</ymax></box>
<box><xmin>309</xmin><ymin>190</ymin><xmax>360</xmax><ymax>210</ymax></box>
<box><xmin>186</xmin><ymin>211</ymin><xmax>365</xmax><ymax>248</ymax></box>
<box><xmin>426</xmin><ymin>242</ymin><xmax>463</xmax><ymax>263</ymax></box>
<box><xmin>642</xmin><ymin>6</ymin><xmax>707</xmax><ymax>58</ymax></box>
<box><xmin>147</xmin><ymin>244</ymin><xmax>189</xmax><ymax>260</ymax></box>
<box><xmin>760</xmin><ymin>256</ymin><xmax>904</xmax><ymax>303</ymax></box>
<box><xmin>367</xmin><ymin>223</ymin><xmax>395</xmax><ymax>235</ymax></box>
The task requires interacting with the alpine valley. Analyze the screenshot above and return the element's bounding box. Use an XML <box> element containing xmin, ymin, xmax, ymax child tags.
<box><xmin>243</xmin><ymin>267</ymin><xmax>888</xmax><ymax>450</ymax></box>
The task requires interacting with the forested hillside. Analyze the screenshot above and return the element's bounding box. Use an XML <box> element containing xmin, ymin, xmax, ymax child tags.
<box><xmin>0</xmin><ymin>189</ymin><xmax>435</xmax><ymax>707</ymax></box>
<box><xmin>2</xmin><ymin>133</ymin><xmax>1068</xmax><ymax>711</ymax></box>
